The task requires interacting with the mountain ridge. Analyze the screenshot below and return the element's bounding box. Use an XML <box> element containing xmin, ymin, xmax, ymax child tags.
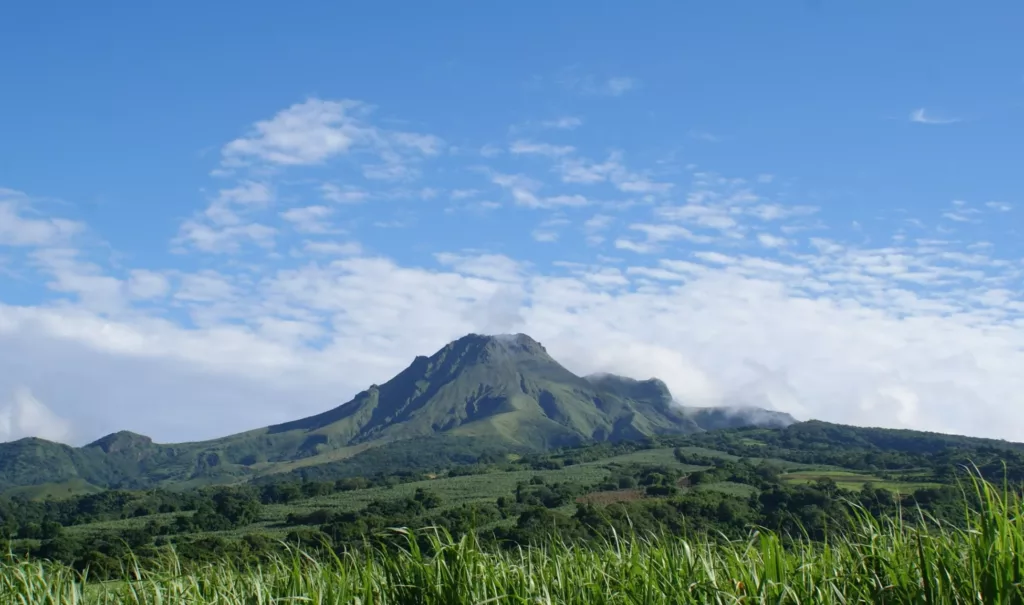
<box><xmin>0</xmin><ymin>332</ymin><xmax>796</xmax><ymax>493</ymax></box>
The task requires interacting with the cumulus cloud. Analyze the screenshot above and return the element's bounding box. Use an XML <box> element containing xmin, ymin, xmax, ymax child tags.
<box><xmin>0</xmin><ymin>387</ymin><xmax>73</xmax><ymax>443</ymax></box>
<box><xmin>221</xmin><ymin>99</ymin><xmax>443</xmax><ymax>167</ymax></box>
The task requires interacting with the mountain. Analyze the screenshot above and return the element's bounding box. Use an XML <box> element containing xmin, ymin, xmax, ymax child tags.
<box><xmin>0</xmin><ymin>333</ymin><xmax>793</xmax><ymax>493</ymax></box>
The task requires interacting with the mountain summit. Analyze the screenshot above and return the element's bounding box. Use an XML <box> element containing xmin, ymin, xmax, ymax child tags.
<box><xmin>0</xmin><ymin>333</ymin><xmax>795</xmax><ymax>493</ymax></box>
<box><xmin>260</xmin><ymin>332</ymin><xmax>701</xmax><ymax>452</ymax></box>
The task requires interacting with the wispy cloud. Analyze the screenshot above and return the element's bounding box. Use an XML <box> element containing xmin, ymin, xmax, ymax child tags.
<box><xmin>280</xmin><ymin>205</ymin><xmax>335</xmax><ymax>234</ymax></box>
<box><xmin>509</xmin><ymin>140</ymin><xmax>576</xmax><ymax>157</ymax></box>
<box><xmin>603</xmin><ymin>77</ymin><xmax>636</xmax><ymax>96</ymax></box>
<box><xmin>531</xmin><ymin>217</ymin><xmax>570</xmax><ymax>243</ymax></box>
<box><xmin>321</xmin><ymin>183</ymin><xmax>368</xmax><ymax>204</ymax></box>
<box><xmin>941</xmin><ymin>200</ymin><xmax>981</xmax><ymax>223</ymax></box>
<box><xmin>757</xmin><ymin>233</ymin><xmax>789</xmax><ymax>248</ymax></box>
<box><xmin>541</xmin><ymin>116</ymin><xmax>583</xmax><ymax>130</ymax></box>
<box><xmin>689</xmin><ymin>131</ymin><xmax>722</xmax><ymax>143</ymax></box>
<box><xmin>909</xmin><ymin>107</ymin><xmax>961</xmax><ymax>125</ymax></box>
<box><xmin>0</xmin><ymin>193</ymin><xmax>83</xmax><ymax>247</ymax></box>
<box><xmin>560</xmin><ymin>73</ymin><xmax>638</xmax><ymax>97</ymax></box>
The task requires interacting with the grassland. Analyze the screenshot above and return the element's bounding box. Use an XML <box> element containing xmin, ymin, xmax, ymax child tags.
<box><xmin>780</xmin><ymin>469</ymin><xmax>942</xmax><ymax>493</ymax></box>
<box><xmin>4</xmin><ymin>475</ymin><xmax>1022</xmax><ymax>604</ymax></box>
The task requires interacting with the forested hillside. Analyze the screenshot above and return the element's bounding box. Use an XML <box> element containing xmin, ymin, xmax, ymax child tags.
<box><xmin>3</xmin><ymin>420</ymin><xmax>1021</xmax><ymax>577</ymax></box>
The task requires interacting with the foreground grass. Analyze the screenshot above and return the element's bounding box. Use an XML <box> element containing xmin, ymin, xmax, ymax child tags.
<box><xmin>3</xmin><ymin>476</ymin><xmax>1023</xmax><ymax>604</ymax></box>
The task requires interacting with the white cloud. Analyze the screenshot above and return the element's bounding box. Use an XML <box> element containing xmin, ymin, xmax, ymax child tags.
<box><xmin>302</xmin><ymin>240</ymin><xmax>363</xmax><ymax>256</ymax></box>
<box><xmin>479</xmin><ymin>144</ymin><xmax>502</xmax><ymax>158</ymax></box>
<box><xmin>0</xmin><ymin>387</ymin><xmax>72</xmax><ymax>443</ymax></box>
<box><xmin>221</xmin><ymin>98</ymin><xmax>443</xmax><ymax>167</ymax></box>
<box><xmin>551</xmin><ymin>152</ymin><xmax>672</xmax><ymax>194</ymax></box>
<box><xmin>450</xmin><ymin>189</ymin><xmax>478</xmax><ymax>201</ymax></box>
<box><xmin>583</xmin><ymin>214</ymin><xmax>614</xmax><ymax>245</ymax></box>
<box><xmin>910</xmin><ymin>108</ymin><xmax>961</xmax><ymax>125</ymax></box>
<box><xmin>615</xmin><ymin>223</ymin><xmax>711</xmax><ymax>253</ymax></box>
<box><xmin>749</xmin><ymin>204</ymin><xmax>818</xmax><ymax>221</ymax></box>
<box><xmin>613</xmin><ymin>239</ymin><xmax>657</xmax><ymax>254</ymax></box>
<box><xmin>531</xmin><ymin>217</ymin><xmax>570</xmax><ymax>243</ymax></box>
<box><xmin>757</xmin><ymin>233</ymin><xmax>789</xmax><ymax>248</ymax></box>
<box><xmin>215</xmin><ymin>181</ymin><xmax>273</xmax><ymax>205</ymax></box>
<box><xmin>559</xmin><ymin>73</ymin><xmax>637</xmax><ymax>97</ymax></box>
<box><xmin>280</xmin><ymin>205</ymin><xmax>335</xmax><ymax>233</ymax></box>
<box><xmin>657</xmin><ymin>203</ymin><xmax>738</xmax><ymax>231</ymax></box>
<box><xmin>986</xmin><ymin>201</ymin><xmax>1012</xmax><ymax>212</ymax></box>
<box><xmin>175</xmin><ymin>220</ymin><xmax>276</xmax><ymax>253</ymax></box>
<box><xmin>32</xmin><ymin>248</ymin><xmax>127</xmax><ymax>313</ymax></box>
<box><xmin>175</xmin><ymin>270</ymin><xmax>237</xmax><ymax>303</ymax></box>
<box><xmin>604</xmin><ymin>77</ymin><xmax>636</xmax><ymax>96</ymax></box>
<box><xmin>127</xmin><ymin>270</ymin><xmax>170</xmax><ymax>300</ymax></box>
<box><xmin>222</xmin><ymin>99</ymin><xmax>367</xmax><ymax>165</ymax></box>
<box><xmin>689</xmin><ymin>131</ymin><xmax>722</xmax><ymax>143</ymax></box>
<box><xmin>941</xmin><ymin>202</ymin><xmax>981</xmax><ymax>224</ymax></box>
<box><xmin>541</xmin><ymin>116</ymin><xmax>583</xmax><ymax>130</ymax></box>
<box><xmin>557</xmin><ymin>155</ymin><xmax>622</xmax><ymax>184</ymax></box>
<box><xmin>510</xmin><ymin>140</ymin><xmax>576</xmax><ymax>157</ymax></box>
<box><xmin>0</xmin><ymin>190</ymin><xmax>83</xmax><ymax>247</ymax></box>
<box><xmin>433</xmin><ymin>253</ymin><xmax>523</xmax><ymax>283</ymax></box>
<box><xmin>584</xmin><ymin>214</ymin><xmax>614</xmax><ymax>231</ymax></box>
<box><xmin>321</xmin><ymin>184</ymin><xmax>368</xmax><ymax>204</ymax></box>
<box><xmin>539</xmin><ymin>194</ymin><xmax>589</xmax><ymax>208</ymax></box>
<box><xmin>178</xmin><ymin>97</ymin><xmax>446</xmax><ymax>253</ymax></box>
<box><xmin>489</xmin><ymin>171</ymin><xmax>589</xmax><ymax>209</ymax></box>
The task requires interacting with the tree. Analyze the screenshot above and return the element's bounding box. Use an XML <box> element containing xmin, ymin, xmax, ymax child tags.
<box><xmin>414</xmin><ymin>488</ymin><xmax>442</xmax><ymax>509</ymax></box>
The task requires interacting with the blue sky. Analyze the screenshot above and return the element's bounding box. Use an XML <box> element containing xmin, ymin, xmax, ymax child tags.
<box><xmin>1</xmin><ymin>1</ymin><xmax>1022</xmax><ymax>444</ymax></box>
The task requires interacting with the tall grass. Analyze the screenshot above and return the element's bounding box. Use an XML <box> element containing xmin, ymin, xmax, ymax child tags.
<box><xmin>3</xmin><ymin>474</ymin><xmax>1022</xmax><ymax>604</ymax></box>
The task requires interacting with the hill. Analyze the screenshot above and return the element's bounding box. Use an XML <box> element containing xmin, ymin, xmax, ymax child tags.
<box><xmin>0</xmin><ymin>333</ymin><xmax>794</xmax><ymax>493</ymax></box>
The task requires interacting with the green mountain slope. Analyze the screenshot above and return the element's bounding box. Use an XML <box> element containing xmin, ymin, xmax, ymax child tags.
<box><xmin>0</xmin><ymin>333</ymin><xmax>792</xmax><ymax>493</ymax></box>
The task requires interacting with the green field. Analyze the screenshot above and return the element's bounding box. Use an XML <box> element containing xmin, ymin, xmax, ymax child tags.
<box><xmin>695</xmin><ymin>480</ymin><xmax>759</xmax><ymax>497</ymax></box>
<box><xmin>781</xmin><ymin>469</ymin><xmax>941</xmax><ymax>493</ymax></box>
<box><xmin>582</xmin><ymin>446</ymin><xmax>707</xmax><ymax>470</ymax></box>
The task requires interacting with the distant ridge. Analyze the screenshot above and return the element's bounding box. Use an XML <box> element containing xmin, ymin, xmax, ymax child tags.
<box><xmin>0</xmin><ymin>332</ymin><xmax>794</xmax><ymax>493</ymax></box>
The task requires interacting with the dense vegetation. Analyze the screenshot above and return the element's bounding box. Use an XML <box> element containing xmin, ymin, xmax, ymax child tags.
<box><xmin>2</xmin><ymin>420</ymin><xmax>1020</xmax><ymax>583</ymax></box>
<box><xmin>3</xmin><ymin>473</ymin><xmax>1023</xmax><ymax>603</ymax></box>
